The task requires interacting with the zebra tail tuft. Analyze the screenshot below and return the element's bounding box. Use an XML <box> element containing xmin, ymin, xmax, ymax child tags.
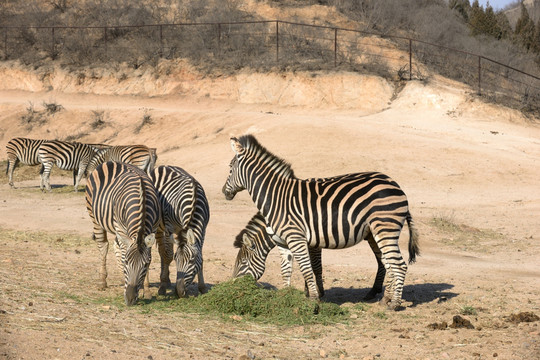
<box><xmin>407</xmin><ymin>213</ymin><xmax>420</xmax><ymax>264</ymax></box>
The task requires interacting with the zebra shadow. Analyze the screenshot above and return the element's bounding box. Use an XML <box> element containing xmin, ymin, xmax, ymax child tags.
<box><xmin>319</xmin><ymin>282</ymin><xmax>458</xmax><ymax>307</ymax></box>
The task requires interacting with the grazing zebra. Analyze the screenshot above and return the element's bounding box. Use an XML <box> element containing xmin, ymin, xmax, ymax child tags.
<box><xmin>5</xmin><ymin>137</ymin><xmax>47</xmax><ymax>188</ymax></box>
<box><xmin>85</xmin><ymin>145</ymin><xmax>158</xmax><ymax>176</ymax></box>
<box><xmin>233</xmin><ymin>212</ymin><xmax>386</xmax><ymax>300</ymax></box>
<box><xmin>222</xmin><ymin>135</ymin><xmax>419</xmax><ymax>310</ymax></box>
<box><xmin>85</xmin><ymin>161</ymin><xmax>161</xmax><ymax>306</ymax></box>
<box><xmin>150</xmin><ymin>165</ymin><xmax>209</xmax><ymax>298</ymax></box>
<box><xmin>38</xmin><ymin>140</ymin><xmax>102</xmax><ymax>192</ymax></box>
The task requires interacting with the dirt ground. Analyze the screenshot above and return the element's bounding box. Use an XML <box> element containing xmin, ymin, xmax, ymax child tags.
<box><xmin>0</xmin><ymin>67</ymin><xmax>539</xmax><ymax>360</ymax></box>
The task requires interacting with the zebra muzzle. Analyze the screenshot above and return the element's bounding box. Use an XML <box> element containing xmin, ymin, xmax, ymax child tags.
<box><xmin>124</xmin><ymin>285</ymin><xmax>138</xmax><ymax>306</ymax></box>
<box><xmin>176</xmin><ymin>278</ymin><xmax>186</xmax><ymax>298</ymax></box>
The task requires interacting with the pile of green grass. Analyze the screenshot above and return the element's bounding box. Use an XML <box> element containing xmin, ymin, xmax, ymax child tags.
<box><xmin>136</xmin><ymin>276</ymin><xmax>349</xmax><ymax>325</ymax></box>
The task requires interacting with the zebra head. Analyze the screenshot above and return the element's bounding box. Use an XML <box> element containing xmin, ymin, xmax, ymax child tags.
<box><xmin>222</xmin><ymin>137</ymin><xmax>247</xmax><ymax>200</ymax></box>
<box><xmin>174</xmin><ymin>228</ymin><xmax>202</xmax><ymax>298</ymax></box>
<box><xmin>232</xmin><ymin>228</ymin><xmax>271</xmax><ymax>281</ymax></box>
<box><xmin>122</xmin><ymin>233</ymin><xmax>155</xmax><ymax>306</ymax></box>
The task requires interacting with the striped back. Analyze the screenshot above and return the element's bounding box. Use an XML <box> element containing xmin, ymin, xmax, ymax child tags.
<box><xmin>6</xmin><ymin>137</ymin><xmax>46</xmax><ymax>166</ymax></box>
<box><xmin>150</xmin><ymin>165</ymin><xmax>209</xmax><ymax>292</ymax></box>
<box><xmin>85</xmin><ymin>161</ymin><xmax>160</xmax><ymax>305</ymax></box>
<box><xmin>38</xmin><ymin>140</ymin><xmax>97</xmax><ymax>171</ymax></box>
<box><xmin>86</xmin><ymin>145</ymin><xmax>156</xmax><ymax>176</ymax></box>
<box><xmin>232</xmin><ymin>212</ymin><xmax>276</xmax><ymax>280</ymax></box>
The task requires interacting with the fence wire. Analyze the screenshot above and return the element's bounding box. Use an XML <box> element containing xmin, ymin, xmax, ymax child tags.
<box><xmin>1</xmin><ymin>20</ymin><xmax>538</xmax><ymax>114</ymax></box>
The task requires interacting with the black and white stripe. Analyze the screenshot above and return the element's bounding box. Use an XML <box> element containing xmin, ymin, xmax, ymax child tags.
<box><xmin>223</xmin><ymin>135</ymin><xmax>419</xmax><ymax>310</ymax></box>
<box><xmin>5</xmin><ymin>137</ymin><xmax>47</xmax><ymax>188</ymax></box>
<box><xmin>150</xmin><ymin>165</ymin><xmax>209</xmax><ymax>297</ymax></box>
<box><xmin>38</xmin><ymin>140</ymin><xmax>102</xmax><ymax>192</ymax></box>
<box><xmin>86</xmin><ymin>144</ymin><xmax>158</xmax><ymax>176</ymax></box>
<box><xmin>85</xmin><ymin>161</ymin><xmax>161</xmax><ymax>306</ymax></box>
<box><xmin>233</xmin><ymin>212</ymin><xmax>387</xmax><ymax>300</ymax></box>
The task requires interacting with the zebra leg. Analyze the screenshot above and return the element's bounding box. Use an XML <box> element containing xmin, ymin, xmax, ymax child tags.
<box><xmin>155</xmin><ymin>230</ymin><xmax>173</xmax><ymax>295</ymax></box>
<box><xmin>113</xmin><ymin>236</ymin><xmax>126</xmax><ymax>271</ymax></box>
<box><xmin>92</xmin><ymin>225</ymin><xmax>109</xmax><ymax>290</ymax></box>
<box><xmin>364</xmin><ymin>233</ymin><xmax>386</xmax><ymax>301</ymax></box>
<box><xmin>277</xmin><ymin>245</ymin><xmax>293</xmax><ymax>287</ymax></box>
<box><xmin>372</xmin><ymin>226</ymin><xmax>408</xmax><ymax>310</ymax></box>
<box><xmin>288</xmin><ymin>238</ymin><xmax>319</xmax><ymax>300</ymax></box>
<box><xmin>74</xmin><ymin>166</ymin><xmax>85</xmax><ymax>192</ymax></box>
<box><xmin>304</xmin><ymin>248</ymin><xmax>324</xmax><ymax>298</ymax></box>
<box><xmin>40</xmin><ymin>162</ymin><xmax>52</xmax><ymax>192</ymax></box>
<box><xmin>7</xmin><ymin>158</ymin><xmax>19</xmax><ymax>188</ymax></box>
<box><xmin>197</xmin><ymin>259</ymin><xmax>207</xmax><ymax>294</ymax></box>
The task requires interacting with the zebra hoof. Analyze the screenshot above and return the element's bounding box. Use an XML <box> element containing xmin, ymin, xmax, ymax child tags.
<box><xmin>363</xmin><ymin>289</ymin><xmax>378</xmax><ymax>301</ymax></box>
<box><xmin>379</xmin><ymin>295</ymin><xmax>391</xmax><ymax>306</ymax></box>
<box><xmin>198</xmin><ymin>284</ymin><xmax>207</xmax><ymax>294</ymax></box>
<box><xmin>387</xmin><ymin>300</ymin><xmax>403</xmax><ymax>311</ymax></box>
<box><xmin>158</xmin><ymin>285</ymin><xmax>167</xmax><ymax>296</ymax></box>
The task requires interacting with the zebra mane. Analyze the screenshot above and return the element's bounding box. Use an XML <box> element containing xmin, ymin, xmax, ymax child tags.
<box><xmin>233</xmin><ymin>230</ymin><xmax>246</xmax><ymax>248</ymax></box>
<box><xmin>238</xmin><ymin>135</ymin><xmax>295</xmax><ymax>178</ymax></box>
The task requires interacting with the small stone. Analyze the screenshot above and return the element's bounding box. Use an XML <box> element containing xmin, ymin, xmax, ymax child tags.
<box><xmin>320</xmin><ymin>349</ymin><xmax>327</xmax><ymax>358</ymax></box>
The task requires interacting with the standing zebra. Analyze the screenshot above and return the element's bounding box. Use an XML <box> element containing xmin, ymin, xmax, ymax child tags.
<box><xmin>5</xmin><ymin>137</ymin><xmax>47</xmax><ymax>188</ymax></box>
<box><xmin>233</xmin><ymin>212</ymin><xmax>386</xmax><ymax>300</ymax></box>
<box><xmin>85</xmin><ymin>144</ymin><xmax>158</xmax><ymax>176</ymax></box>
<box><xmin>38</xmin><ymin>140</ymin><xmax>102</xmax><ymax>192</ymax></box>
<box><xmin>85</xmin><ymin>161</ymin><xmax>161</xmax><ymax>306</ymax></box>
<box><xmin>222</xmin><ymin>135</ymin><xmax>419</xmax><ymax>310</ymax></box>
<box><xmin>150</xmin><ymin>165</ymin><xmax>209</xmax><ymax>298</ymax></box>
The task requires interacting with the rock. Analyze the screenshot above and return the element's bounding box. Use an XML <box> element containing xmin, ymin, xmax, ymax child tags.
<box><xmin>449</xmin><ymin>315</ymin><xmax>474</xmax><ymax>329</ymax></box>
<box><xmin>505</xmin><ymin>312</ymin><xmax>539</xmax><ymax>323</ymax></box>
<box><xmin>427</xmin><ymin>321</ymin><xmax>448</xmax><ymax>330</ymax></box>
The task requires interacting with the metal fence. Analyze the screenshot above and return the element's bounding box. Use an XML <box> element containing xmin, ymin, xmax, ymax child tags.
<box><xmin>1</xmin><ymin>20</ymin><xmax>539</xmax><ymax>113</ymax></box>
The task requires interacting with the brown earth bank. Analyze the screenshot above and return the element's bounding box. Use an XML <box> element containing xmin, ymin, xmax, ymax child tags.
<box><xmin>0</xmin><ymin>66</ymin><xmax>539</xmax><ymax>359</ymax></box>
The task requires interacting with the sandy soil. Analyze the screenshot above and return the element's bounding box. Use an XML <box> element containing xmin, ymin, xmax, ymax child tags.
<box><xmin>0</xmin><ymin>67</ymin><xmax>539</xmax><ymax>360</ymax></box>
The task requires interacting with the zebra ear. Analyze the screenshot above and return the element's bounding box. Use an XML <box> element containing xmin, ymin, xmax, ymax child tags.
<box><xmin>242</xmin><ymin>233</ymin><xmax>254</xmax><ymax>249</ymax></box>
<box><xmin>186</xmin><ymin>228</ymin><xmax>196</xmax><ymax>246</ymax></box>
<box><xmin>144</xmin><ymin>233</ymin><xmax>156</xmax><ymax>247</ymax></box>
<box><xmin>230</xmin><ymin>137</ymin><xmax>243</xmax><ymax>155</ymax></box>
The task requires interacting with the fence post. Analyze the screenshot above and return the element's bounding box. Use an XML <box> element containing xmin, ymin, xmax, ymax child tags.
<box><xmin>51</xmin><ymin>27</ymin><xmax>55</xmax><ymax>58</ymax></box>
<box><xmin>103</xmin><ymin>27</ymin><xmax>107</xmax><ymax>58</ymax></box>
<box><xmin>409</xmin><ymin>38</ymin><xmax>412</xmax><ymax>81</ymax></box>
<box><xmin>334</xmin><ymin>28</ymin><xmax>337</xmax><ymax>67</ymax></box>
<box><xmin>276</xmin><ymin>21</ymin><xmax>279</xmax><ymax>63</ymax></box>
<box><xmin>217</xmin><ymin>23</ymin><xmax>221</xmax><ymax>56</ymax></box>
<box><xmin>478</xmin><ymin>56</ymin><xmax>482</xmax><ymax>95</ymax></box>
<box><xmin>159</xmin><ymin>25</ymin><xmax>163</xmax><ymax>57</ymax></box>
<box><xmin>3</xmin><ymin>28</ymin><xmax>7</xmax><ymax>59</ymax></box>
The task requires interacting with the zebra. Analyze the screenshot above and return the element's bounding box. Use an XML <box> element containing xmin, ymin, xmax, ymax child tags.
<box><xmin>233</xmin><ymin>212</ymin><xmax>386</xmax><ymax>300</ymax></box>
<box><xmin>85</xmin><ymin>161</ymin><xmax>161</xmax><ymax>306</ymax></box>
<box><xmin>85</xmin><ymin>144</ymin><xmax>158</xmax><ymax>177</ymax></box>
<box><xmin>222</xmin><ymin>135</ymin><xmax>419</xmax><ymax>310</ymax></box>
<box><xmin>150</xmin><ymin>165</ymin><xmax>209</xmax><ymax>298</ymax></box>
<box><xmin>5</xmin><ymin>137</ymin><xmax>47</xmax><ymax>188</ymax></box>
<box><xmin>38</xmin><ymin>140</ymin><xmax>103</xmax><ymax>192</ymax></box>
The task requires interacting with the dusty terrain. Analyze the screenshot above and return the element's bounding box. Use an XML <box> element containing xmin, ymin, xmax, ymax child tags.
<box><xmin>0</xmin><ymin>63</ymin><xmax>539</xmax><ymax>360</ymax></box>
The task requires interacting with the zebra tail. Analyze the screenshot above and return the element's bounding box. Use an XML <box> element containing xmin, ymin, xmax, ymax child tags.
<box><xmin>406</xmin><ymin>212</ymin><xmax>420</xmax><ymax>264</ymax></box>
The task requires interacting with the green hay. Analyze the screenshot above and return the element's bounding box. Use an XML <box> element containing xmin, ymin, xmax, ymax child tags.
<box><xmin>137</xmin><ymin>276</ymin><xmax>349</xmax><ymax>325</ymax></box>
